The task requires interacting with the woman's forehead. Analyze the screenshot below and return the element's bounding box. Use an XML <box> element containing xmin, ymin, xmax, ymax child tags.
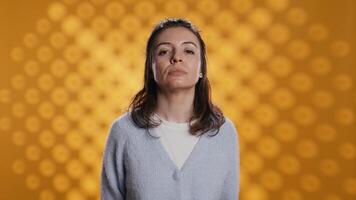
<box><xmin>155</xmin><ymin>27</ymin><xmax>200</xmax><ymax>46</ymax></box>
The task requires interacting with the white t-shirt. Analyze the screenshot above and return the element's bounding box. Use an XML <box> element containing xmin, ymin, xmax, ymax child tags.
<box><xmin>152</xmin><ymin>113</ymin><xmax>201</xmax><ymax>170</ymax></box>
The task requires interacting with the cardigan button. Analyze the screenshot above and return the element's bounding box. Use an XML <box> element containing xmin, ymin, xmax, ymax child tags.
<box><xmin>173</xmin><ymin>171</ymin><xmax>181</xmax><ymax>181</ymax></box>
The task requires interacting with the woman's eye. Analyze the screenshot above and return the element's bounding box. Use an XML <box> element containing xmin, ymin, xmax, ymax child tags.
<box><xmin>158</xmin><ymin>50</ymin><xmax>168</xmax><ymax>56</ymax></box>
<box><xmin>185</xmin><ymin>49</ymin><xmax>195</xmax><ymax>54</ymax></box>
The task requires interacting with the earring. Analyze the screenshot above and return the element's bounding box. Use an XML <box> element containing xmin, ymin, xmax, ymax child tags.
<box><xmin>199</xmin><ymin>73</ymin><xmax>203</xmax><ymax>78</ymax></box>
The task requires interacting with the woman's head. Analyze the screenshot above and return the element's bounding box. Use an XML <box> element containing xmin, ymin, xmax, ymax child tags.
<box><xmin>128</xmin><ymin>18</ymin><xmax>225</xmax><ymax>136</ymax></box>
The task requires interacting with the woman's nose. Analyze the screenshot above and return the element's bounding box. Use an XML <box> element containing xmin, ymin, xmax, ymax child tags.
<box><xmin>170</xmin><ymin>51</ymin><xmax>183</xmax><ymax>63</ymax></box>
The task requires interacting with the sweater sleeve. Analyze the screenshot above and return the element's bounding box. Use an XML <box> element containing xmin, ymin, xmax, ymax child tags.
<box><xmin>221</xmin><ymin>121</ymin><xmax>240</xmax><ymax>200</ymax></box>
<box><xmin>101</xmin><ymin>120</ymin><xmax>128</xmax><ymax>200</ymax></box>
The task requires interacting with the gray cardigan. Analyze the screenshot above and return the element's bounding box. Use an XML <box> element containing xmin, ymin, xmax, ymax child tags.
<box><xmin>101</xmin><ymin>112</ymin><xmax>240</xmax><ymax>200</ymax></box>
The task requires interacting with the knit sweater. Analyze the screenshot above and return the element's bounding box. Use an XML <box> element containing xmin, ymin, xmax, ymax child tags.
<box><xmin>151</xmin><ymin>112</ymin><xmax>201</xmax><ymax>170</ymax></box>
<box><xmin>100</xmin><ymin>112</ymin><xmax>240</xmax><ymax>200</ymax></box>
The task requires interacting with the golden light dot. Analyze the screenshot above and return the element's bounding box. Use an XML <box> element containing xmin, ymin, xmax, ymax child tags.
<box><xmin>65</xmin><ymin>101</ymin><xmax>84</xmax><ymax>120</ymax></box>
<box><xmin>36</xmin><ymin>18</ymin><xmax>51</xmax><ymax>34</ymax></box>
<box><xmin>52</xmin><ymin>144</ymin><xmax>71</xmax><ymax>163</ymax></box>
<box><xmin>213</xmin><ymin>10</ymin><xmax>237</xmax><ymax>32</ymax></box>
<box><xmin>50</xmin><ymin>32</ymin><xmax>68</xmax><ymax>49</ymax></box>
<box><xmin>66</xmin><ymin>159</ymin><xmax>85</xmax><ymax>179</ymax></box>
<box><xmin>259</xmin><ymin>169</ymin><xmax>283</xmax><ymax>191</ymax></box>
<box><xmin>249</xmin><ymin>70</ymin><xmax>275</xmax><ymax>94</ymax></box>
<box><xmin>235</xmin><ymin>87</ymin><xmax>259</xmax><ymax>110</ymax></box>
<box><xmin>51</xmin><ymin>115</ymin><xmax>70</xmax><ymax>135</ymax></box>
<box><xmin>39</xmin><ymin>189</ymin><xmax>55</xmax><ymax>200</ymax></box>
<box><xmin>248</xmin><ymin>7</ymin><xmax>273</xmax><ymax>30</ymax></box>
<box><xmin>25</xmin><ymin>115</ymin><xmax>41</xmax><ymax>133</ymax></box>
<box><xmin>11</xmin><ymin>74</ymin><xmax>26</xmax><ymax>90</ymax></box>
<box><xmin>10</xmin><ymin>47</ymin><xmax>25</xmax><ymax>62</ymax></box>
<box><xmin>290</xmin><ymin>72</ymin><xmax>313</xmax><ymax>92</ymax></box>
<box><xmin>250</xmin><ymin>39</ymin><xmax>274</xmax><ymax>62</ymax></box>
<box><xmin>48</xmin><ymin>2</ymin><xmax>67</xmax><ymax>21</ymax></box>
<box><xmin>37</xmin><ymin>73</ymin><xmax>55</xmax><ymax>91</ymax></box>
<box><xmin>319</xmin><ymin>158</ymin><xmax>339</xmax><ymax>176</ymax></box>
<box><xmin>91</xmin><ymin>16</ymin><xmax>111</xmax><ymax>35</ymax></box>
<box><xmin>64</xmin><ymin>73</ymin><xmax>84</xmax><ymax>92</ymax></box>
<box><xmin>66</xmin><ymin>189</ymin><xmax>86</xmax><ymax>200</ymax></box>
<box><xmin>268</xmin><ymin>56</ymin><xmax>293</xmax><ymax>77</ymax></box>
<box><xmin>273</xmin><ymin>120</ymin><xmax>298</xmax><ymax>142</ymax></box>
<box><xmin>62</xmin><ymin>15</ymin><xmax>83</xmax><ymax>36</ymax></box>
<box><xmin>164</xmin><ymin>1</ymin><xmax>187</xmax><ymax>16</ymax></box>
<box><xmin>24</xmin><ymin>60</ymin><xmax>40</xmax><ymax>77</ymax></box>
<box><xmin>65</xmin><ymin>130</ymin><xmax>85</xmax><ymax>150</ymax></box>
<box><xmin>286</xmin><ymin>7</ymin><xmax>307</xmax><ymax>26</ymax></box>
<box><xmin>343</xmin><ymin>178</ymin><xmax>356</xmax><ymax>194</ymax></box>
<box><xmin>332</xmin><ymin>74</ymin><xmax>353</xmax><ymax>91</ymax></box>
<box><xmin>25</xmin><ymin>88</ymin><xmax>40</xmax><ymax>105</ymax></box>
<box><xmin>197</xmin><ymin>0</ymin><xmax>219</xmax><ymax>17</ymax></box>
<box><xmin>77</xmin><ymin>2</ymin><xmax>95</xmax><ymax>20</ymax></box>
<box><xmin>270</xmin><ymin>87</ymin><xmax>295</xmax><ymax>110</ymax></box>
<box><xmin>231</xmin><ymin>24</ymin><xmax>257</xmax><ymax>48</ymax></box>
<box><xmin>265</xmin><ymin>0</ymin><xmax>290</xmax><ymax>12</ymax></box>
<box><xmin>38</xmin><ymin>101</ymin><xmax>56</xmax><ymax>120</ymax></box>
<box><xmin>243</xmin><ymin>151</ymin><xmax>264</xmax><ymax>174</ymax></box>
<box><xmin>312</xmin><ymin>90</ymin><xmax>334</xmax><ymax>109</ymax></box>
<box><xmin>133</xmin><ymin>1</ymin><xmax>155</xmax><ymax>19</ymax></box>
<box><xmin>296</xmin><ymin>139</ymin><xmax>318</xmax><ymax>158</ymax></box>
<box><xmin>39</xmin><ymin>159</ymin><xmax>56</xmax><ymax>177</ymax></box>
<box><xmin>281</xmin><ymin>189</ymin><xmax>302</xmax><ymax>200</ymax></box>
<box><xmin>287</xmin><ymin>39</ymin><xmax>311</xmax><ymax>60</ymax></box>
<box><xmin>309</xmin><ymin>57</ymin><xmax>332</xmax><ymax>75</ymax></box>
<box><xmin>339</xmin><ymin>142</ymin><xmax>355</xmax><ymax>160</ymax></box>
<box><xmin>78</xmin><ymin>87</ymin><xmax>98</xmax><ymax>106</ymax></box>
<box><xmin>63</xmin><ymin>0</ymin><xmax>79</xmax><ymax>5</ymax></box>
<box><xmin>308</xmin><ymin>23</ymin><xmax>329</xmax><ymax>41</ymax></box>
<box><xmin>12</xmin><ymin>159</ymin><xmax>26</xmax><ymax>174</ymax></box>
<box><xmin>53</xmin><ymin>174</ymin><xmax>71</xmax><ymax>192</ymax></box>
<box><xmin>314</xmin><ymin>124</ymin><xmax>336</xmax><ymax>142</ymax></box>
<box><xmin>300</xmin><ymin>174</ymin><xmax>321</xmax><ymax>192</ymax></box>
<box><xmin>230</xmin><ymin>0</ymin><xmax>254</xmax><ymax>15</ymax></box>
<box><xmin>38</xmin><ymin>130</ymin><xmax>56</xmax><ymax>148</ymax></box>
<box><xmin>330</xmin><ymin>40</ymin><xmax>351</xmax><ymax>57</ymax></box>
<box><xmin>105</xmin><ymin>2</ymin><xmax>125</xmax><ymax>19</ymax></box>
<box><xmin>51</xmin><ymin>87</ymin><xmax>69</xmax><ymax>106</ymax></box>
<box><xmin>79</xmin><ymin>117</ymin><xmax>100</xmax><ymax>136</ymax></box>
<box><xmin>257</xmin><ymin>135</ymin><xmax>280</xmax><ymax>158</ymax></box>
<box><xmin>23</xmin><ymin>33</ymin><xmax>39</xmax><ymax>48</ymax></box>
<box><xmin>293</xmin><ymin>105</ymin><xmax>317</xmax><ymax>126</ymax></box>
<box><xmin>50</xmin><ymin>59</ymin><xmax>69</xmax><ymax>77</ymax></box>
<box><xmin>79</xmin><ymin>175</ymin><xmax>98</xmax><ymax>196</ymax></box>
<box><xmin>267</xmin><ymin>23</ymin><xmax>290</xmax><ymax>44</ymax></box>
<box><xmin>253</xmin><ymin>103</ymin><xmax>279</xmax><ymax>126</ymax></box>
<box><xmin>119</xmin><ymin>15</ymin><xmax>141</xmax><ymax>33</ymax></box>
<box><xmin>26</xmin><ymin>174</ymin><xmax>41</xmax><ymax>190</ymax></box>
<box><xmin>25</xmin><ymin>145</ymin><xmax>41</xmax><ymax>161</ymax></box>
<box><xmin>243</xmin><ymin>184</ymin><xmax>268</xmax><ymax>200</ymax></box>
<box><xmin>335</xmin><ymin>108</ymin><xmax>354</xmax><ymax>125</ymax></box>
<box><xmin>277</xmin><ymin>154</ymin><xmax>300</xmax><ymax>175</ymax></box>
<box><xmin>12</xmin><ymin>102</ymin><xmax>26</xmax><ymax>118</ymax></box>
<box><xmin>37</xmin><ymin>45</ymin><xmax>54</xmax><ymax>63</ymax></box>
<box><xmin>76</xmin><ymin>29</ymin><xmax>98</xmax><ymax>49</ymax></box>
<box><xmin>79</xmin><ymin>146</ymin><xmax>99</xmax><ymax>165</ymax></box>
<box><xmin>12</xmin><ymin>130</ymin><xmax>26</xmax><ymax>146</ymax></box>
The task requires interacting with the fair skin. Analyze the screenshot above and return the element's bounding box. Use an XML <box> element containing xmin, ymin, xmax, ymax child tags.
<box><xmin>152</xmin><ymin>27</ymin><xmax>202</xmax><ymax>123</ymax></box>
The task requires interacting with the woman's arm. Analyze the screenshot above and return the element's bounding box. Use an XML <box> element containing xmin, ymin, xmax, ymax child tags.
<box><xmin>221</xmin><ymin>121</ymin><xmax>240</xmax><ymax>200</ymax></box>
<box><xmin>101</xmin><ymin>121</ymin><xmax>128</xmax><ymax>200</ymax></box>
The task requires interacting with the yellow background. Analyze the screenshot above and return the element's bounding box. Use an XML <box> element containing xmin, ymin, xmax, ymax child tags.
<box><xmin>0</xmin><ymin>0</ymin><xmax>355</xmax><ymax>200</ymax></box>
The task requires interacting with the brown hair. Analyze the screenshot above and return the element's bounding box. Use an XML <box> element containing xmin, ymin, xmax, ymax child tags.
<box><xmin>126</xmin><ymin>18</ymin><xmax>225</xmax><ymax>137</ymax></box>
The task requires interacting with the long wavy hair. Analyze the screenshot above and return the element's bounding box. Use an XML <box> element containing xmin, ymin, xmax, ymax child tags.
<box><xmin>127</xmin><ymin>18</ymin><xmax>225</xmax><ymax>137</ymax></box>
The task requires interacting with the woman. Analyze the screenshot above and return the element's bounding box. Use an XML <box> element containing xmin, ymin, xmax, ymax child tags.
<box><xmin>101</xmin><ymin>18</ymin><xmax>240</xmax><ymax>200</ymax></box>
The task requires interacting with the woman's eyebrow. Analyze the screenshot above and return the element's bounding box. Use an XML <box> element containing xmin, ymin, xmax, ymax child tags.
<box><xmin>155</xmin><ymin>41</ymin><xmax>198</xmax><ymax>49</ymax></box>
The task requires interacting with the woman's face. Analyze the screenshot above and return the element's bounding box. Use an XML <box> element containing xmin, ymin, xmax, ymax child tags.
<box><xmin>152</xmin><ymin>26</ymin><xmax>201</xmax><ymax>92</ymax></box>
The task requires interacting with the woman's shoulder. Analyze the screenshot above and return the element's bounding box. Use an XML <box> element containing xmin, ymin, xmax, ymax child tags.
<box><xmin>220</xmin><ymin>116</ymin><xmax>239</xmax><ymax>140</ymax></box>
